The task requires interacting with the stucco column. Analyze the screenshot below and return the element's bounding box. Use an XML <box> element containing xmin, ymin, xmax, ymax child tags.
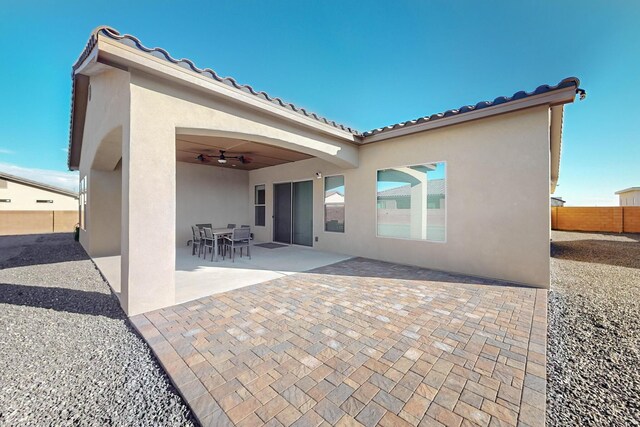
<box><xmin>85</xmin><ymin>167</ymin><xmax>122</xmax><ymax>257</ymax></box>
<box><xmin>409</xmin><ymin>180</ymin><xmax>427</xmax><ymax>239</ymax></box>
<box><xmin>120</xmin><ymin>112</ymin><xmax>176</xmax><ymax>316</ymax></box>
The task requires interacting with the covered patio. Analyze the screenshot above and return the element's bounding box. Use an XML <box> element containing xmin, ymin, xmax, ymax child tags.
<box><xmin>95</xmin><ymin>243</ymin><xmax>351</xmax><ymax>306</ymax></box>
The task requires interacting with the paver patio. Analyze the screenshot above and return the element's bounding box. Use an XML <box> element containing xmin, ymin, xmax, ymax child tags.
<box><xmin>131</xmin><ymin>258</ymin><xmax>547</xmax><ymax>427</ymax></box>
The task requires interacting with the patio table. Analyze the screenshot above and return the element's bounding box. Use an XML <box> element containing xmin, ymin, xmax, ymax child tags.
<box><xmin>210</xmin><ymin>228</ymin><xmax>233</xmax><ymax>261</ymax></box>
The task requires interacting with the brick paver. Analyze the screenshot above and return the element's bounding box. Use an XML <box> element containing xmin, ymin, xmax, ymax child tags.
<box><xmin>130</xmin><ymin>258</ymin><xmax>546</xmax><ymax>426</ymax></box>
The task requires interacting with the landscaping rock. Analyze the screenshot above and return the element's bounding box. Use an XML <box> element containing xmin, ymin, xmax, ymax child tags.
<box><xmin>548</xmin><ymin>231</ymin><xmax>640</xmax><ymax>426</ymax></box>
<box><xmin>0</xmin><ymin>233</ymin><xmax>195</xmax><ymax>426</ymax></box>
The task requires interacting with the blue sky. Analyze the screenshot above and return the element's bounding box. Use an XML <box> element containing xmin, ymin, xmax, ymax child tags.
<box><xmin>0</xmin><ymin>1</ymin><xmax>638</xmax><ymax>205</ymax></box>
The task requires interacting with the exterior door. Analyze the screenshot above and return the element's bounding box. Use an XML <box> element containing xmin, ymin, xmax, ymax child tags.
<box><xmin>292</xmin><ymin>180</ymin><xmax>313</xmax><ymax>246</ymax></box>
<box><xmin>273</xmin><ymin>183</ymin><xmax>292</xmax><ymax>244</ymax></box>
<box><xmin>273</xmin><ymin>181</ymin><xmax>313</xmax><ymax>246</ymax></box>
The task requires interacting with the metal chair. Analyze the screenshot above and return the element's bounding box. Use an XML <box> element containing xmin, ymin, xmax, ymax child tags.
<box><xmin>223</xmin><ymin>228</ymin><xmax>251</xmax><ymax>262</ymax></box>
<box><xmin>227</xmin><ymin>223</ymin><xmax>236</xmax><ymax>229</ymax></box>
<box><xmin>202</xmin><ymin>227</ymin><xmax>216</xmax><ymax>261</ymax></box>
<box><xmin>241</xmin><ymin>225</ymin><xmax>253</xmax><ymax>240</ymax></box>
<box><xmin>191</xmin><ymin>225</ymin><xmax>203</xmax><ymax>256</ymax></box>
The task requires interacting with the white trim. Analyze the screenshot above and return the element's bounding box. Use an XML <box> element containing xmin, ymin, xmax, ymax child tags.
<box><xmin>375</xmin><ymin>161</ymin><xmax>448</xmax><ymax>244</ymax></box>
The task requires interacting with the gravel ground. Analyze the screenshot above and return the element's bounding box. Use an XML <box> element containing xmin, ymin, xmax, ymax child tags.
<box><xmin>0</xmin><ymin>233</ymin><xmax>195</xmax><ymax>426</ymax></box>
<box><xmin>548</xmin><ymin>230</ymin><xmax>640</xmax><ymax>426</ymax></box>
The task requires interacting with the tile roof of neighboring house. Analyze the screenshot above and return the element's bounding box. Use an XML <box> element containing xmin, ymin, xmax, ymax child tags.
<box><xmin>68</xmin><ymin>26</ymin><xmax>583</xmax><ymax>169</ymax></box>
<box><xmin>362</xmin><ymin>77</ymin><xmax>582</xmax><ymax>137</ymax></box>
<box><xmin>377</xmin><ymin>179</ymin><xmax>445</xmax><ymax>197</ymax></box>
<box><xmin>0</xmin><ymin>171</ymin><xmax>78</xmax><ymax>198</ymax></box>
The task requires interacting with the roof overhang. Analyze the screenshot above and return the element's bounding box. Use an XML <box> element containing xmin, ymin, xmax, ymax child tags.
<box><xmin>67</xmin><ymin>27</ymin><xmax>359</xmax><ymax>170</ymax></box>
<box><xmin>550</xmin><ymin>104</ymin><xmax>565</xmax><ymax>194</ymax></box>
<box><xmin>615</xmin><ymin>187</ymin><xmax>640</xmax><ymax>195</ymax></box>
<box><xmin>67</xmin><ymin>27</ymin><xmax>584</xmax><ymax>179</ymax></box>
<box><xmin>0</xmin><ymin>172</ymin><xmax>78</xmax><ymax>198</ymax></box>
<box><xmin>362</xmin><ymin>85</ymin><xmax>578</xmax><ymax>144</ymax></box>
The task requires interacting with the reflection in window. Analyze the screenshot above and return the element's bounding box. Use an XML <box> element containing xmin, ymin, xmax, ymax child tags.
<box><xmin>254</xmin><ymin>184</ymin><xmax>266</xmax><ymax>226</ymax></box>
<box><xmin>376</xmin><ymin>162</ymin><xmax>446</xmax><ymax>241</ymax></box>
<box><xmin>324</xmin><ymin>175</ymin><xmax>345</xmax><ymax>232</ymax></box>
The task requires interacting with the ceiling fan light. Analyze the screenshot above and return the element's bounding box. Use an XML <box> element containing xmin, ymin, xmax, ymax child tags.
<box><xmin>218</xmin><ymin>158</ymin><xmax>227</xmax><ymax>164</ymax></box>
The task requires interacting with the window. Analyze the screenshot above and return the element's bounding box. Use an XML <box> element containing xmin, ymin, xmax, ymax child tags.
<box><xmin>324</xmin><ymin>175</ymin><xmax>345</xmax><ymax>232</ymax></box>
<box><xmin>79</xmin><ymin>176</ymin><xmax>87</xmax><ymax>230</ymax></box>
<box><xmin>376</xmin><ymin>162</ymin><xmax>446</xmax><ymax>242</ymax></box>
<box><xmin>254</xmin><ymin>184</ymin><xmax>265</xmax><ymax>226</ymax></box>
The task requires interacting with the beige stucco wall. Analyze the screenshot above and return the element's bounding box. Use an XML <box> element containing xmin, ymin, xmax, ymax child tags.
<box><xmin>78</xmin><ymin>61</ymin><xmax>553</xmax><ymax>315</ymax></box>
<box><xmin>176</xmin><ymin>161</ymin><xmax>250</xmax><ymax>246</ymax></box>
<box><xmin>79</xmin><ymin>68</ymin><xmax>130</xmax><ymax>255</ymax></box>
<box><xmin>250</xmin><ymin>106</ymin><xmax>552</xmax><ymax>288</ymax></box>
<box><xmin>0</xmin><ymin>179</ymin><xmax>78</xmax><ymax>211</ymax></box>
<box><xmin>619</xmin><ymin>190</ymin><xmax>640</xmax><ymax>206</ymax></box>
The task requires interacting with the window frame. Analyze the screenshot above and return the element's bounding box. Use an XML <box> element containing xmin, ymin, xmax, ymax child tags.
<box><xmin>323</xmin><ymin>174</ymin><xmax>346</xmax><ymax>234</ymax></box>
<box><xmin>254</xmin><ymin>183</ymin><xmax>266</xmax><ymax>227</ymax></box>
<box><xmin>375</xmin><ymin>161</ymin><xmax>447</xmax><ymax>243</ymax></box>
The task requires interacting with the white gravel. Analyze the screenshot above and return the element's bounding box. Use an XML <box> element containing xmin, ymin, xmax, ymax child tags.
<box><xmin>0</xmin><ymin>233</ymin><xmax>195</xmax><ymax>426</ymax></box>
<box><xmin>548</xmin><ymin>231</ymin><xmax>640</xmax><ymax>426</ymax></box>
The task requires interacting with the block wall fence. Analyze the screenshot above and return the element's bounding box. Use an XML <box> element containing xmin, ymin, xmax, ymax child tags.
<box><xmin>0</xmin><ymin>211</ymin><xmax>78</xmax><ymax>235</ymax></box>
<box><xmin>551</xmin><ymin>206</ymin><xmax>640</xmax><ymax>233</ymax></box>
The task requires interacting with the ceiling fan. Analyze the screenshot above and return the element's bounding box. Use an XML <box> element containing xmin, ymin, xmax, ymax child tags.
<box><xmin>196</xmin><ymin>150</ymin><xmax>252</xmax><ymax>165</ymax></box>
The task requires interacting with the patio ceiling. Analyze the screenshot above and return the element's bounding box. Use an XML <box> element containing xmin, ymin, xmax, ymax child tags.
<box><xmin>176</xmin><ymin>134</ymin><xmax>313</xmax><ymax>170</ymax></box>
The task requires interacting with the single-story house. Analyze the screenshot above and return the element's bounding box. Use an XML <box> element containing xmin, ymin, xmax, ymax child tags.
<box><xmin>68</xmin><ymin>26</ymin><xmax>583</xmax><ymax>315</ymax></box>
<box><xmin>550</xmin><ymin>196</ymin><xmax>566</xmax><ymax>207</ymax></box>
<box><xmin>0</xmin><ymin>171</ymin><xmax>78</xmax><ymax>211</ymax></box>
<box><xmin>0</xmin><ymin>171</ymin><xmax>79</xmax><ymax>236</ymax></box>
<box><xmin>616</xmin><ymin>187</ymin><xmax>640</xmax><ymax>206</ymax></box>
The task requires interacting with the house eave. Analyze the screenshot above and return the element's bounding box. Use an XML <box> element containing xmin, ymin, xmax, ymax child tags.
<box><xmin>361</xmin><ymin>86</ymin><xmax>577</xmax><ymax>144</ymax></box>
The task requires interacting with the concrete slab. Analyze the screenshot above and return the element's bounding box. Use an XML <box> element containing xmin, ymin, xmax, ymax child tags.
<box><xmin>93</xmin><ymin>244</ymin><xmax>352</xmax><ymax>306</ymax></box>
<box><xmin>175</xmin><ymin>244</ymin><xmax>351</xmax><ymax>304</ymax></box>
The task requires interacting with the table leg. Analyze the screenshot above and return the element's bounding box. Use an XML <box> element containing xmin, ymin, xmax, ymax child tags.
<box><xmin>214</xmin><ymin>236</ymin><xmax>219</xmax><ymax>262</ymax></box>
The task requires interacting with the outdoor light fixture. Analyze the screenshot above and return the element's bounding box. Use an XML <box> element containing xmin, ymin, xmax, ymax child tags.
<box><xmin>315</xmin><ymin>172</ymin><xmax>322</xmax><ymax>179</ymax></box>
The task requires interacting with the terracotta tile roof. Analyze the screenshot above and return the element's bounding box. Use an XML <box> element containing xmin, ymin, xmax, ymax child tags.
<box><xmin>87</xmin><ymin>26</ymin><xmax>360</xmax><ymax>135</ymax></box>
<box><xmin>68</xmin><ymin>26</ymin><xmax>583</xmax><ymax>169</ymax></box>
<box><xmin>362</xmin><ymin>77</ymin><xmax>582</xmax><ymax>137</ymax></box>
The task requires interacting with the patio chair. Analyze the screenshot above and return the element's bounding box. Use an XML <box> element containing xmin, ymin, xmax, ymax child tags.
<box><xmin>241</xmin><ymin>224</ymin><xmax>253</xmax><ymax>240</ymax></box>
<box><xmin>227</xmin><ymin>223</ymin><xmax>236</xmax><ymax>229</ymax></box>
<box><xmin>196</xmin><ymin>223</ymin><xmax>212</xmax><ymax>229</ymax></box>
<box><xmin>202</xmin><ymin>227</ymin><xmax>216</xmax><ymax>261</ymax></box>
<box><xmin>191</xmin><ymin>225</ymin><xmax>203</xmax><ymax>256</ymax></box>
<box><xmin>223</xmin><ymin>227</ymin><xmax>251</xmax><ymax>262</ymax></box>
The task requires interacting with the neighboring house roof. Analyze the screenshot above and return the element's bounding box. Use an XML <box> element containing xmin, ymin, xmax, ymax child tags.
<box><xmin>378</xmin><ymin>180</ymin><xmax>445</xmax><ymax>197</ymax></box>
<box><xmin>615</xmin><ymin>187</ymin><xmax>640</xmax><ymax>194</ymax></box>
<box><xmin>551</xmin><ymin>196</ymin><xmax>565</xmax><ymax>202</ymax></box>
<box><xmin>325</xmin><ymin>191</ymin><xmax>344</xmax><ymax>203</ymax></box>
<box><xmin>0</xmin><ymin>171</ymin><xmax>78</xmax><ymax>199</ymax></box>
<box><xmin>68</xmin><ymin>26</ymin><xmax>584</xmax><ymax>172</ymax></box>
